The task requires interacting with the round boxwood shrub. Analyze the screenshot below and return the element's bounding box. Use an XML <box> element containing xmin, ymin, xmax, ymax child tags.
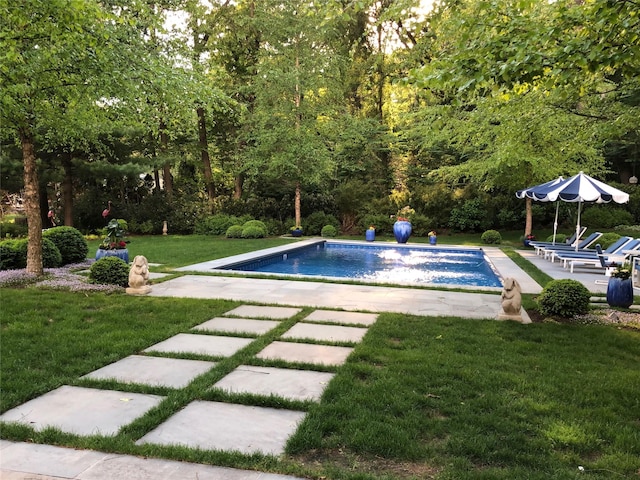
<box><xmin>0</xmin><ymin>239</ymin><xmax>24</xmax><ymax>270</ymax></box>
<box><xmin>321</xmin><ymin>225</ymin><xmax>337</xmax><ymax>237</ymax></box>
<box><xmin>545</xmin><ymin>233</ymin><xmax>568</xmax><ymax>243</ymax></box>
<box><xmin>43</xmin><ymin>226</ymin><xmax>88</xmax><ymax>265</ymax></box>
<box><xmin>595</xmin><ymin>232</ymin><xmax>620</xmax><ymax>250</ymax></box>
<box><xmin>481</xmin><ymin>229</ymin><xmax>502</xmax><ymax>244</ymax></box>
<box><xmin>241</xmin><ymin>225</ymin><xmax>265</xmax><ymax>238</ymax></box>
<box><xmin>225</xmin><ymin>225</ymin><xmax>244</xmax><ymax>238</ymax></box>
<box><xmin>89</xmin><ymin>256</ymin><xmax>129</xmax><ymax>287</ymax></box>
<box><xmin>41</xmin><ymin>238</ymin><xmax>62</xmax><ymax>268</ymax></box>
<box><xmin>537</xmin><ymin>279</ymin><xmax>591</xmax><ymax>318</ymax></box>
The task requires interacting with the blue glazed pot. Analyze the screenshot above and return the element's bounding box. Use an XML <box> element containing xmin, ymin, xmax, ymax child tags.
<box><xmin>291</xmin><ymin>229</ymin><xmax>303</xmax><ymax>237</ymax></box>
<box><xmin>429</xmin><ymin>235</ymin><xmax>437</xmax><ymax>245</ymax></box>
<box><xmin>96</xmin><ymin>248</ymin><xmax>129</xmax><ymax>264</ymax></box>
<box><xmin>393</xmin><ymin>221</ymin><xmax>412</xmax><ymax>244</ymax></box>
<box><xmin>606</xmin><ymin>277</ymin><xmax>634</xmax><ymax>308</ymax></box>
<box><xmin>365</xmin><ymin>229</ymin><xmax>375</xmax><ymax>242</ymax></box>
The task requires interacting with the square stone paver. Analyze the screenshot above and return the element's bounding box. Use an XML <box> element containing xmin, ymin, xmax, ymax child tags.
<box><xmin>143</xmin><ymin>333</ymin><xmax>253</xmax><ymax>358</ymax></box>
<box><xmin>224</xmin><ymin>305</ymin><xmax>302</xmax><ymax>319</ymax></box>
<box><xmin>213</xmin><ymin>365</ymin><xmax>334</xmax><ymax>402</ymax></box>
<box><xmin>0</xmin><ymin>386</ymin><xmax>164</xmax><ymax>436</ymax></box>
<box><xmin>82</xmin><ymin>355</ymin><xmax>216</xmax><ymax>389</ymax></box>
<box><xmin>303</xmin><ymin>310</ymin><xmax>378</xmax><ymax>326</ymax></box>
<box><xmin>193</xmin><ymin>317</ymin><xmax>280</xmax><ymax>335</ymax></box>
<box><xmin>281</xmin><ymin>323</ymin><xmax>368</xmax><ymax>343</ymax></box>
<box><xmin>256</xmin><ymin>341</ymin><xmax>353</xmax><ymax>366</ymax></box>
<box><xmin>136</xmin><ymin>401</ymin><xmax>306</xmax><ymax>456</ymax></box>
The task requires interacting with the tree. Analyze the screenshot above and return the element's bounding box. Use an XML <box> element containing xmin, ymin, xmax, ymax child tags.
<box><xmin>404</xmin><ymin>0</ymin><xmax>639</xmax><ymax>234</ymax></box>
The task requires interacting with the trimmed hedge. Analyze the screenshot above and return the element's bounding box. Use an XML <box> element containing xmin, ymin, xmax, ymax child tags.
<box><xmin>537</xmin><ymin>279</ymin><xmax>591</xmax><ymax>318</ymax></box>
<box><xmin>89</xmin><ymin>256</ymin><xmax>129</xmax><ymax>287</ymax></box>
<box><xmin>43</xmin><ymin>226</ymin><xmax>88</xmax><ymax>265</ymax></box>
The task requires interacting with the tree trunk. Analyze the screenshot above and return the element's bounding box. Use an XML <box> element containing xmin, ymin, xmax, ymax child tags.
<box><xmin>62</xmin><ymin>154</ymin><xmax>74</xmax><ymax>226</ymax></box>
<box><xmin>234</xmin><ymin>173</ymin><xmax>244</xmax><ymax>200</ymax></box>
<box><xmin>525</xmin><ymin>197</ymin><xmax>533</xmax><ymax>236</ymax></box>
<box><xmin>20</xmin><ymin>126</ymin><xmax>43</xmax><ymax>276</ymax></box>
<box><xmin>159</xmin><ymin>119</ymin><xmax>173</xmax><ymax>199</ymax></box>
<box><xmin>295</xmin><ymin>182</ymin><xmax>301</xmax><ymax>227</ymax></box>
<box><xmin>153</xmin><ymin>168</ymin><xmax>161</xmax><ymax>193</ymax></box>
<box><xmin>197</xmin><ymin>106</ymin><xmax>215</xmax><ymax>205</ymax></box>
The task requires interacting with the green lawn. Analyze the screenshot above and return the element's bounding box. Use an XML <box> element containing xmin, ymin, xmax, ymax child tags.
<box><xmin>1</xmin><ymin>234</ymin><xmax>639</xmax><ymax>479</ymax></box>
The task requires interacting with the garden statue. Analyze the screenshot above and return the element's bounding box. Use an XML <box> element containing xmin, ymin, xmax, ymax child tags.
<box><xmin>102</xmin><ymin>200</ymin><xmax>112</xmax><ymax>219</ymax></box>
<box><xmin>126</xmin><ymin>255</ymin><xmax>151</xmax><ymax>295</ymax></box>
<box><xmin>497</xmin><ymin>277</ymin><xmax>530</xmax><ymax>323</ymax></box>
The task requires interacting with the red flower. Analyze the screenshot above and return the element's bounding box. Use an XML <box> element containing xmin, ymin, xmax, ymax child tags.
<box><xmin>118</xmin><ymin>241</ymin><xmax>126</xmax><ymax>248</ymax></box>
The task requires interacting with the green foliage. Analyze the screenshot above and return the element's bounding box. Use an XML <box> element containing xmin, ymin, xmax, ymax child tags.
<box><xmin>225</xmin><ymin>225</ymin><xmax>244</xmax><ymax>238</ymax></box>
<box><xmin>100</xmin><ymin>219</ymin><xmax>127</xmax><ymax>249</ymax></box>
<box><xmin>195</xmin><ymin>214</ymin><xmax>245</xmax><ymax>236</ymax></box>
<box><xmin>537</xmin><ymin>279</ymin><xmax>591</xmax><ymax>319</ymax></box>
<box><xmin>41</xmin><ymin>238</ymin><xmax>62</xmax><ymax>268</ymax></box>
<box><xmin>242</xmin><ymin>220</ymin><xmax>268</xmax><ymax>237</ymax></box>
<box><xmin>89</xmin><ymin>257</ymin><xmax>129</xmax><ymax>287</ymax></box>
<box><xmin>359</xmin><ymin>213</ymin><xmax>394</xmax><ymax>235</ymax></box>
<box><xmin>596</xmin><ymin>232</ymin><xmax>621</xmax><ymax>250</ymax></box>
<box><xmin>321</xmin><ymin>225</ymin><xmax>337</xmax><ymax>237</ymax></box>
<box><xmin>0</xmin><ymin>217</ymin><xmax>28</xmax><ymax>238</ymax></box>
<box><xmin>448</xmin><ymin>199</ymin><xmax>490</xmax><ymax>232</ymax></box>
<box><xmin>481</xmin><ymin>229</ymin><xmax>502</xmax><ymax>244</ymax></box>
<box><xmin>303</xmin><ymin>212</ymin><xmax>340</xmax><ymax>236</ymax></box>
<box><xmin>128</xmin><ymin>219</ymin><xmax>155</xmax><ymax>235</ymax></box>
<box><xmin>42</xmin><ymin>226</ymin><xmax>88</xmax><ymax>265</ymax></box>
<box><xmin>241</xmin><ymin>225</ymin><xmax>265</xmax><ymax>238</ymax></box>
<box><xmin>545</xmin><ymin>233</ymin><xmax>568</xmax><ymax>243</ymax></box>
<box><xmin>0</xmin><ymin>240</ymin><xmax>25</xmax><ymax>270</ymax></box>
<box><xmin>581</xmin><ymin>207</ymin><xmax>634</xmax><ymax>229</ymax></box>
<box><xmin>408</xmin><ymin>213</ymin><xmax>434</xmax><ymax>237</ymax></box>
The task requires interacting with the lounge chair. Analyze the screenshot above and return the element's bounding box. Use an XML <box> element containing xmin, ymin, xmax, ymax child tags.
<box><xmin>529</xmin><ymin>227</ymin><xmax>587</xmax><ymax>255</ymax></box>
<box><xmin>541</xmin><ymin>232</ymin><xmax>603</xmax><ymax>262</ymax></box>
<box><xmin>559</xmin><ymin>237</ymin><xmax>638</xmax><ymax>272</ymax></box>
<box><xmin>569</xmin><ymin>238</ymin><xmax>640</xmax><ymax>273</ymax></box>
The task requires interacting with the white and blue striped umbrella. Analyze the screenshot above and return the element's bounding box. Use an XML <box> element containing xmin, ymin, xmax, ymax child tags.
<box><xmin>521</xmin><ymin>172</ymin><xmax>629</xmax><ymax>250</ymax></box>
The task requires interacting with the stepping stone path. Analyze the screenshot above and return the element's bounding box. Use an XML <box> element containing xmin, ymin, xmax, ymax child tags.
<box><xmin>0</xmin><ymin>306</ymin><xmax>378</xmax><ymax>456</ymax></box>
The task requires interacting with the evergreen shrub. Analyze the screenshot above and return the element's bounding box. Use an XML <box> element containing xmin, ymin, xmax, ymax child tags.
<box><xmin>0</xmin><ymin>240</ymin><xmax>23</xmax><ymax>270</ymax></box>
<box><xmin>449</xmin><ymin>199</ymin><xmax>490</xmax><ymax>232</ymax></box>
<box><xmin>545</xmin><ymin>233</ymin><xmax>568</xmax><ymax>243</ymax></box>
<box><xmin>321</xmin><ymin>225</ymin><xmax>337</xmax><ymax>237</ymax></box>
<box><xmin>241</xmin><ymin>225</ymin><xmax>265</xmax><ymax>238</ymax></box>
<box><xmin>595</xmin><ymin>232</ymin><xmax>621</xmax><ymax>249</ymax></box>
<box><xmin>303</xmin><ymin>212</ymin><xmax>340</xmax><ymax>236</ymax></box>
<box><xmin>226</xmin><ymin>225</ymin><xmax>244</xmax><ymax>238</ymax></box>
<box><xmin>581</xmin><ymin>207</ymin><xmax>633</xmax><ymax>229</ymax></box>
<box><xmin>90</xmin><ymin>256</ymin><xmax>129</xmax><ymax>287</ymax></box>
<box><xmin>481</xmin><ymin>229</ymin><xmax>502</xmax><ymax>244</ymax></box>
<box><xmin>0</xmin><ymin>238</ymin><xmax>61</xmax><ymax>269</ymax></box>
<box><xmin>242</xmin><ymin>220</ymin><xmax>267</xmax><ymax>237</ymax></box>
<box><xmin>41</xmin><ymin>238</ymin><xmax>62</xmax><ymax>268</ymax></box>
<box><xmin>537</xmin><ymin>279</ymin><xmax>590</xmax><ymax>318</ymax></box>
<box><xmin>360</xmin><ymin>214</ymin><xmax>393</xmax><ymax>235</ymax></box>
<box><xmin>195</xmin><ymin>214</ymin><xmax>242</xmax><ymax>235</ymax></box>
<box><xmin>43</xmin><ymin>226</ymin><xmax>88</xmax><ymax>264</ymax></box>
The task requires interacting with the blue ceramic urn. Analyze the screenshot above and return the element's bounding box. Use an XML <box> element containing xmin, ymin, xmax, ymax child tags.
<box><xmin>606</xmin><ymin>277</ymin><xmax>634</xmax><ymax>308</ymax></box>
<box><xmin>365</xmin><ymin>229</ymin><xmax>376</xmax><ymax>242</ymax></box>
<box><xmin>393</xmin><ymin>221</ymin><xmax>412</xmax><ymax>244</ymax></box>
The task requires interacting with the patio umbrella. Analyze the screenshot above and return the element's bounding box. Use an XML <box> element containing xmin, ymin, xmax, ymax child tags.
<box><xmin>526</xmin><ymin>171</ymin><xmax>630</xmax><ymax>251</ymax></box>
<box><xmin>516</xmin><ymin>176</ymin><xmax>565</xmax><ymax>244</ymax></box>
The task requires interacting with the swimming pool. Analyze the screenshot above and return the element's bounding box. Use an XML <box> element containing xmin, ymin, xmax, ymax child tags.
<box><xmin>215</xmin><ymin>241</ymin><xmax>503</xmax><ymax>288</ymax></box>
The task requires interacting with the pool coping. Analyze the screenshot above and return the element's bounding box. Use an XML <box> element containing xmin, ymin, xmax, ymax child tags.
<box><xmin>174</xmin><ymin>239</ymin><xmax>542</xmax><ymax>294</ymax></box>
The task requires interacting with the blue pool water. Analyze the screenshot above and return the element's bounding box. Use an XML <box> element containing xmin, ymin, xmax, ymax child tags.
<box><xmin>221</xmin><ymin>242</ymin><xmax>502</xmax><ymax>288</ymax></box>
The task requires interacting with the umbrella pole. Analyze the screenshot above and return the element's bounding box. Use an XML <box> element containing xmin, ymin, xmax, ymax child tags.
<box><xmin>552</xmin><ymin>202</ymin><xmax>559</xmax><ymax>245</ymax></box>
<box><xmin>575</xmin><ymin>201</ymin><xmax>582</xmax><ymax>252</ymax></box>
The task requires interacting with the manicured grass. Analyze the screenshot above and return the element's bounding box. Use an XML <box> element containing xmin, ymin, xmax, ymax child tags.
<box><xmin>86</xmin><ymin>235</ymin><xmax>297</xmax><ymax>269</ymax></box>
<box><xmin>1</xmin><ymin>287</ymin><xmax>639</xmax><ymax>479</ymax></box>
<box><xmin>2</xmin><ymin>234</ymin><xmax>639</xmax><ymax>478</ymax></box>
